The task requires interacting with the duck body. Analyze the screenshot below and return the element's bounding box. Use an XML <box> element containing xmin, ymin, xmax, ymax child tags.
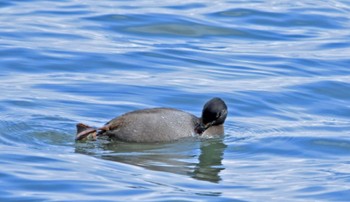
<box><xmin>101</xmin><ymin>108</ymin><xmax>199</xmax><ymax>142</ymax></box>
<box><xmin>76</xmin><ymin>97</ymin><xmax>227</xmax><ymax>143</ymax></box>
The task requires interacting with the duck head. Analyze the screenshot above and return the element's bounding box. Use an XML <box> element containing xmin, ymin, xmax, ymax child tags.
<box><xmin>195</xmin><ymin>97</ymin><xmax>228</xmax><ymax>134</ymax></box>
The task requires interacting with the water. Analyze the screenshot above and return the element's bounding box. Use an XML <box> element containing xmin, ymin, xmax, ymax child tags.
<box><xmin>1</xmin><ymin>0</ymin><xmax>350</xmax><ymax>201</ymax></box>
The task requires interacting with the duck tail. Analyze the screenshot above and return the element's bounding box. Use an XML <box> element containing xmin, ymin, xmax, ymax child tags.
<box><xmin>75</xmin><ymin>123</ymin><xmax>97</xmax><ymax>141</ymax></box>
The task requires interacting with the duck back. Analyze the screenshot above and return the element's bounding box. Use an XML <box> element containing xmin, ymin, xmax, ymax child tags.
<box><xmin>103</xmin><ymin>108</ymin><xmax>199</xmax><ymax>142</ymax></box>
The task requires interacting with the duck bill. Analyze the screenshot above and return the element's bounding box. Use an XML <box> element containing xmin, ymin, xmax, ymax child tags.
<box><xmin>196</xmin><ymin>122</ymin><xmax>215</xmax><ymax>135</ymax></box>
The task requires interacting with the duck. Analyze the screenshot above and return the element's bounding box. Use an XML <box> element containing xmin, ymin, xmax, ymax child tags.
<box><xmin>76</xmin><ymin>97</ymin><xmax>228</xmax><ymax>143</ymax></box>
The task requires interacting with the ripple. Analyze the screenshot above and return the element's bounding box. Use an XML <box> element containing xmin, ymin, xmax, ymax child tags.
<box><xmin>211</xmin><ymin>8</ymin><xmax>346</xmax><ymax>29</ymax></box>
<box><xmin>165</xmin><ymin>3</ymin><xmax>206</xmax><ymax>10</ymax></box>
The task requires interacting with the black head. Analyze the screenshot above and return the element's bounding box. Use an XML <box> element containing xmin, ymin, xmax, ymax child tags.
<box><xmin>195</xmin><ymin>97</ymin><xmax>228</xmax><ymax>134</ymax></box>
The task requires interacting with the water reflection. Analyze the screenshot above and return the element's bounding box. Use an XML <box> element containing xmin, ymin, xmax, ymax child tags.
<box><xmin>75</xmin><ymin>137</ymin><xmax>227</xmax><ymax>183</ymax></box>
<box><xmin>192</xmin><ymin>139</ymin><xmax>227</xmax><ymax>182</ymax></box>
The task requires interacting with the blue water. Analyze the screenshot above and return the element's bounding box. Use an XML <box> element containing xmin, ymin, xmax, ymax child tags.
<box><xmin>1</xmin><ymin>0</ymin><xmax>350</xmax><ymax>201</ymax></box>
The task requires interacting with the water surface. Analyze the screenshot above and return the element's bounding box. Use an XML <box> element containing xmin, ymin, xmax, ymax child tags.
<box><xmin>1</xmin><ymin>0</ymin><xmax>350</xmax><ymax>201</ymax></box>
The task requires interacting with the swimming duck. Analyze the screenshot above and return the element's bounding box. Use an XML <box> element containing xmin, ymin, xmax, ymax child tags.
<box><xmin>76</xmin><ymin>97</ymin><xmax>228</xmax><ymax>142</ymax></box>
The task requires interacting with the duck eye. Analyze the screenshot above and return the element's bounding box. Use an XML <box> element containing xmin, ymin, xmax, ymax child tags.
<box><xmin>216</xmin><ymin>110</ymin><xmax>226</xmax><ymax>118</ymax></box>
<box><xmin>216</xmin><ymin>112</ymin><xmax>222</xmax><ymax>118</ymax></box>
